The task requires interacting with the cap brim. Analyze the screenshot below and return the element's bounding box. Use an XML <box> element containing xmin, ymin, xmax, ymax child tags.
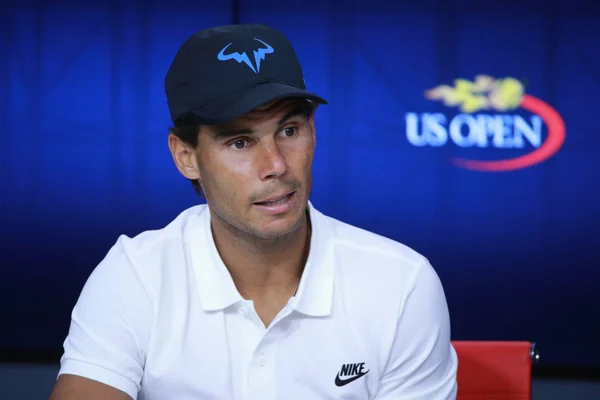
<box><xmin>188</xmin><ymin>82</ymin><xmax>327</xmax><ymax>125</ymax></box>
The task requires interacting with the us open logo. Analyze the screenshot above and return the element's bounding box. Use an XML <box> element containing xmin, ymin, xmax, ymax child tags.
<box><xmin>404</xmin><ymin>75</ymin><xmax>566</xmax><ymax>172</ymax></box>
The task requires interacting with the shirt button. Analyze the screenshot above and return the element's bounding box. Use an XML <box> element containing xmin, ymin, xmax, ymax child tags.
<box><xmin>257</xmin><ymin>355</ymin><xmax>268</xmax><ymax>367</ymax></box>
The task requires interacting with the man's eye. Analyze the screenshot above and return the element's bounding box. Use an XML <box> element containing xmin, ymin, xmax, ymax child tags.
<box><xmin>282</xmin><ymin>127</ymin><xmax>298</xmax><ymax>137</ymax></box>
<box><xmin>230</xmin><ymin>139</ymin><xmax>247</xmax><ymax>150</ymax></box>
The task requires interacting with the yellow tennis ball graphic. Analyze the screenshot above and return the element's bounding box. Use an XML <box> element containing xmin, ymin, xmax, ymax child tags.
<box><xmin>489</xmin><ymin>78</ymin><xmax>524</xmax><ymax>111</ymax></box>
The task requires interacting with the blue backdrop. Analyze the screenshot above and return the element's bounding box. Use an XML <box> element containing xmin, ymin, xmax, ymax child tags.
<box><xmin>1</xmin><ymin>0</ymin><xmax>599</xmax><ymax>370</ymax></box>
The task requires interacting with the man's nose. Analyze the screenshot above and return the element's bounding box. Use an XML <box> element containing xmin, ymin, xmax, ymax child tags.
<box><xmin>257</xmin><ymin>141</ymin><xmax>288</xmax><ymax>180</ymax></box>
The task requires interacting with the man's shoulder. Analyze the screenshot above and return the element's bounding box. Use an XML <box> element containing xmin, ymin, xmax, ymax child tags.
<box><xmin>118</xmin><ymin>204</ymin><xmax>207</xmax><ymax>254</ymax></box>
<box><xmin>316</xmin><ymin>210</ymin><xmax>446</xmax><ymax>331</ymax></box>
<box><xmin>96</xmin><ymin>204</ymin><xmax>208</xmax><ymax>280</ymax></box>
<box><xmin>84</xmin><ymin>204</ymin><xmax>208</xmax><ymax>301</ymax></box>
<box><xmin>313</xmin><ymin>209</ymin><xmax>438</xmax><ymax>297</ymax></box>
<box><xmin>320</xmin><ymin>212</ymin><xmax>429</xmax><ymax>270</ymax></box>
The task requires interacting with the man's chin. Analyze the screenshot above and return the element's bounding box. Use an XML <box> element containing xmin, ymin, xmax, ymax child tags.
<box><xmin>250</xmin><ymin>210</ymin><xmax>307</xmax><ymax>241</ymax></box>
<box><xmin>254</xmin><ymin>220</ymin><xmax>304</xmax><ymax>241</ymax></box>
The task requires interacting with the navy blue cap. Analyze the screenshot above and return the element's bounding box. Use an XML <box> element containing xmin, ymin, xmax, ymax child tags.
<box><xmin>164</xmin><ymin>24</ymin><xmax>327</xmax><ymax>125</ymax></box>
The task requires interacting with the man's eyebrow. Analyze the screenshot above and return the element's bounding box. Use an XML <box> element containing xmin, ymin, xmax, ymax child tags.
<box><xmin>211</xmin><ymin>127</ymin><xmax>254</xmax><ymax>141</ymax></box>
<box><xmin>278</xmin><ymin>106</ymin><xmax>307</xmax><ymax>126</ymax></box>
<box><xmin>211</xmin><ymin>105</ymin><xmax>309</xmax><ymax>140</ymax></box>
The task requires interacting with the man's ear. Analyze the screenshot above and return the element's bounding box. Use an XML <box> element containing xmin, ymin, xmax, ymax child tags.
<box><xmin>168</xmin><ymin>133</ymin><xmax>201</xmax><ymax>181</ymax></box>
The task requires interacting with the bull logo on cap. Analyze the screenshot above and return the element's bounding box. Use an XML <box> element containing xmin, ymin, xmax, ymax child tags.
<box><xmin>217</xmin><ymin>38</ymin><xmax>274</xmax><ymax>73</ymax></box>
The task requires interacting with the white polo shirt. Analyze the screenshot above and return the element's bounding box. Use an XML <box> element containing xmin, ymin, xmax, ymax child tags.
<box><xmin>58</xmin><ymin>202</ymin><xmax>457</xmax><ymax>399</ymax></box>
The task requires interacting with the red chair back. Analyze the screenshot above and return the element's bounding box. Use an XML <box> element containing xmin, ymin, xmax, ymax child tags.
<box><xmin>453</xmin><ymin>341</ymin><xmax>538</xmax><ymax>400</ymax></box>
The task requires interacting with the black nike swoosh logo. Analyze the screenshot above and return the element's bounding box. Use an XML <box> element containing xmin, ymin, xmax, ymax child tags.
<box><xmin>335</xmin><ymin>370</ymin><xmax>369</xmax><ymax>387</ymax></box>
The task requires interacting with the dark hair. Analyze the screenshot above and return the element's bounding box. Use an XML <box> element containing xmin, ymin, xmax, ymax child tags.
<box><xmin>168</xmin><ymin>98</ymin><xmax>319</xmax><ymax>197</ymax></box>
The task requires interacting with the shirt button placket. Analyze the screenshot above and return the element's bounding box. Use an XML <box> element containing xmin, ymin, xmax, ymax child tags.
<box><xmin>247</xmin><ymin>341</ymin><xmax>278</xmax><ymax>400</ymax></box>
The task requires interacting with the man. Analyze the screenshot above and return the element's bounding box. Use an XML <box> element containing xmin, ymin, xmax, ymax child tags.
<box><xmin>50</xmin><ymin>24</ymin><xmax>457</xmax><ymax>400</ymax></box>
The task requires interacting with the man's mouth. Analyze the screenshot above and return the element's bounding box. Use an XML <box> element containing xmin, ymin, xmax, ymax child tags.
<box><xmin>254</xmin><ymin>191</ymin><xmax>295</xmax><ymax>206</ymax></box>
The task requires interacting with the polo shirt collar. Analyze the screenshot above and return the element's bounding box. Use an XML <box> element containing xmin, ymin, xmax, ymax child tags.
<box><xmin>292</xmin><ymin>202</ymin><xmax>334</xmax><ymax>317</ymax></box>
<box><xmin>187</xmin><ymin>206</ymin><xmax>243</xmax><ymax>311</ymax></box>
<box><xmin>187</xmin><ymin>201</ymin><xmax>334</xmax><ymax>316</ymax></box>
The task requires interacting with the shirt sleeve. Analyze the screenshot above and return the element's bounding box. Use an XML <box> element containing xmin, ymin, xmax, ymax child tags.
<box><xmin>374</xmin><ymin>260</ymin><xmax>458</xmax><ymax>399</ymax></box>
<box><xmin>57</xmin><ymin>235</ymin><xmax>153</xmax><ymax>400</ymax></box>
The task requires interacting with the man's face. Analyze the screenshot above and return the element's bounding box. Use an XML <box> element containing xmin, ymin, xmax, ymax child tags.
<box><xmin>195</xmin><ymin>99</ymin><xmax>316</xmax><ymax>240</ymax></box>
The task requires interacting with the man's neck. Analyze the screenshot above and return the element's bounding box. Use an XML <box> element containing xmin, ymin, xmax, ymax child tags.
<box><xmin>210</xmin><ymin>210</ymin><xmax>311</xmax><ymax>301</ymax></box>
